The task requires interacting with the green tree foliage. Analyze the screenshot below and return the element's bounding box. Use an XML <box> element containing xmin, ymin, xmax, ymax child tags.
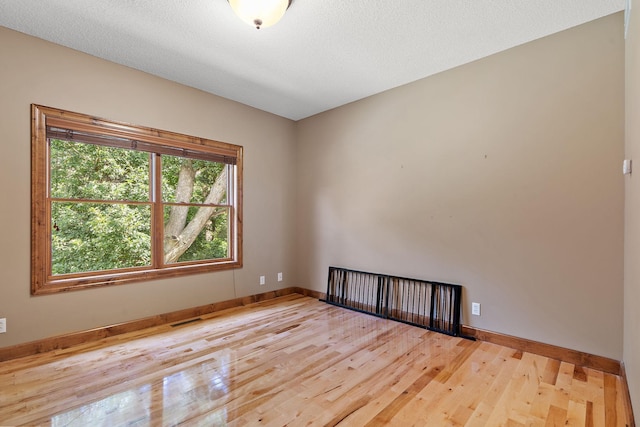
<box><xmin>50</xmin><ymin>139</ymin><xmax>149</xmax><ymax>201</ymax></box>
<box><xmin>51</xmin><ymin>202</ymin><xmax>151</xmax><ymax>274</ymax></box>
<box><xmin>50</xmin><ymin>139</ymin><xmax>228</xmax><ymax>275</ymax></box>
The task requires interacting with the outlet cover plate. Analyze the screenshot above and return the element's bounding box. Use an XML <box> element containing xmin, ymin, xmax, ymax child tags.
<box><xmin>471</xmin><ymin>303</ymin><xmax>481</xmax><ymax>316</ymax></box>
<box><xmin>0</xmin><ymin>318</ymin><xmax>6</xmax><ymax>333</ymax></box>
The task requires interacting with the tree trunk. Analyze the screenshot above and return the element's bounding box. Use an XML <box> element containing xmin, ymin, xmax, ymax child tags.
<box><xmin>164</xmin><ymin>159</ymin><xmax>195</xmax><ymax>240</ymax></box>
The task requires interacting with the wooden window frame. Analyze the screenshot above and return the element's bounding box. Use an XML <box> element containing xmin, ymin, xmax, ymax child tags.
<box><xmin>31</xmin><ymin>104</ymin><xmax>243</xmax><ymax>295</ymax></box>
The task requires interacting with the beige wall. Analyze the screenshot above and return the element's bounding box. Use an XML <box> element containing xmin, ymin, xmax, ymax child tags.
<box><xmin>624</xmin><ymin>0</ymin><xmax>640</xmax><ymax>417</ymax></box>
<box><xmin>296</xmin><ymin>13</ymin><xmax>625</xmax><ymax>359</ymax></box>
<box><xmin>0</xmin><ymin>27</ymin><xmax>297</xmax><ymax>347</ymax></box>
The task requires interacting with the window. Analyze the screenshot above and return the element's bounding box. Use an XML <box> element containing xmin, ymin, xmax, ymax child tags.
<box><xmin>31</xmin><ymin>105</ymin><xmax>243</xmax><ymax>294</ymax></box>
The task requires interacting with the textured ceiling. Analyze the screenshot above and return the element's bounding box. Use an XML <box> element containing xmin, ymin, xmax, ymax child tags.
<box><xmin>0</xmin><ymin>0</ymin><xmax>624</xmax><ymax>120</ymax></box>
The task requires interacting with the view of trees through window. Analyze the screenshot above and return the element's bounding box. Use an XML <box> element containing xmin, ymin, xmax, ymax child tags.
<box><xmin>50</xmin><ymin>140</ymin><xmax>230</xmax><ymax>275</ymax></box>
<box><xmin>31</xmin><ymin>104</ymin><xmax>243</xmax><ymax>294</ymax></box>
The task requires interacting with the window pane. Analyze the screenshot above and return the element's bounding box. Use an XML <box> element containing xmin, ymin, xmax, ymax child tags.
<box><xmin>164</xmin><ymin>206</ymin><xmax>229</xmax><ymax>264</ymax></box>
<box><xmin>50</xmin><ymin>139</ymin><xmax>150</xmax><ymax>202</ymax></box>
<box><xmin>51</xmin><ymin>202</ymin><xmax>152</xmax><ymax>275</ymax></box>
<box><xmin>161</xmin><ymin>156</ymin><xmax>228</xmax><ymax>204</ymax></box>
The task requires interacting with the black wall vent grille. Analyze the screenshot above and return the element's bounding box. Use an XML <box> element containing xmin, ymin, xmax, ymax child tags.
<box><xmin>324</xmin><ymin>266</ymin><xmax>462</xmax><ymax>337</ymax></box>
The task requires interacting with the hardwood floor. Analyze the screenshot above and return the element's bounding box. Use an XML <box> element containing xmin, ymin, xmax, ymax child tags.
<box><xmin>0</xmin><ymin>294</ymin><xmax>633</xmax><ymax>426</ymax></box>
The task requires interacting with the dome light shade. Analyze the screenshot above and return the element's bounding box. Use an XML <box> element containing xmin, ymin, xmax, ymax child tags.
<box><xmin>228</xmin><ymin>0</ymin><xmax>291</xmax><ymax>29</ymax></box>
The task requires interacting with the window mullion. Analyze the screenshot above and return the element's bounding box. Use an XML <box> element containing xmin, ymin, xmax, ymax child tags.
<box><xmin>227</xmin><ymin>164</ymin><xmax>235</xmax><ymax>259</ymax></box>
<box><xmin>151</xmin><ymin>154</ymin><xmax>164</xmax><ymax>269</ymax></box>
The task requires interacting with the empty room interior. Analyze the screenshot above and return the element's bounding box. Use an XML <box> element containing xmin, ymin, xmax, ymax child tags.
<box><xmin>0</xmin><ymin>0</ymin><xmax>639</xmax><ymax>425</ymax></box>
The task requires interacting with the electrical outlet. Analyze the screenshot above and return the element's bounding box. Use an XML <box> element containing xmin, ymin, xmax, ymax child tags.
<box><xmin>277</xmin><ymin>272</ymin><xmax>283</xmax><ymax>282</ymax></box>
<box><xmin>0</xmin><ymin>318</ymin><xmax>6</xmax><ymax>333</ymax></box>
<box><xmin>471</xmin><ymin>303</ymin><xmax>481</xmax><ymax>316</ymax></box>
<box><xmin>259</xmin><ymin>275</ymin><xmax>265</xmax><ymax>286</ymax></box>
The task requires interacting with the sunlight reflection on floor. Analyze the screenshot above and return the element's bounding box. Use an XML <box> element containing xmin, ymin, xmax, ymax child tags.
<box><xmin>51</xmin><ymin>351</ymin><xmax>232</xmax><ymax>426</ymax></box>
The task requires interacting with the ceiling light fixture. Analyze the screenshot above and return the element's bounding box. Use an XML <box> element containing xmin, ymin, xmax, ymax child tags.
<box><xmin>228</xmin><ymin>0</ymin><xmax>292</xmax><ymax>29</ymax></box>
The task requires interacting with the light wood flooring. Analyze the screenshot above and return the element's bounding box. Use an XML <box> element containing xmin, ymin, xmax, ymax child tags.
<box><xmin>0</xmin><ymin>294</ymin><xmax>633</xmax><ymax>426</ymax></box>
